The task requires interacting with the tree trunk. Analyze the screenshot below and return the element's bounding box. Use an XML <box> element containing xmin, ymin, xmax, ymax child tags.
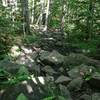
<box><xmin>87</xmin><ymin>0</ymin><xmax>94</xmax><ymax>39</ymax></box>
<box><xmin>31</xmin><ymin>0</ymin><xmax>34</xmax><ymax>24</ymax></box>
<box><xmin>20</xmin><ymin>0</ymin><xmax>30</xmax><ymax>35</ymax></box>
<box><xmin>44</xmin><ymin>0</ymin><xmax>50</xmax><ymax>31</ymax></box>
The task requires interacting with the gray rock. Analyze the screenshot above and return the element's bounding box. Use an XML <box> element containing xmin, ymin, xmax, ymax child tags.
<box><xmin>68</xmin><ymin>67</ymin><xmax>80</xmax><ymax>79</ymax></box>
<box><xmin>39</xmin><ymin>50</ymin><xmax>64</xmax><ymax>65</ymax></box>
<box><xmin>0</xmin><ymin>59</ymin><xmax>21</xmax><ymax>74</ymax></box>
<box><xmin>0</xmin><ymin>77</ymin><xmax>55</xmax><ymax>100</ymax></box>
<box><xmin>26</xmin><ymin>62</ymin><xmax>41</xmax><ymax>74</ymax></box>
<box><xmin>80</xmin><ymin>64</ymin><xmax>96</xmax><ymax>75</ymax></box>
<box><xmin>58</xmin><ymin>67</ymin><xmax>65</xmax><ymax>73</ymax></box>
<box><xmin>67</xmin><ymin>77</ymin><xmax>83</xmax><ymax>91</ymax></box>
<box><xmin>39</xmin><ymin>50</ymin><xmax>50</xmax><ymax>61</ymax></box>
<box><xmin>65</xmin><ymin>53</ymin><xmax>100</xmax><ymax>68</ymax></box>
<box><xmin>79</xmin><ymin>94</ymin><xmax>91</xmax><ymax>100</ymax></box>
<box><xmin>68</xmin><ymin>64</ymin><xmax>95</xmax><ymax>79</ymax></box>
<box><xmin>59</xmin><ymin>85</ymin><xmax>73</xmax><ymax>100</ymax></box>
<box><xmin>42</xmin><ymin>65</ymin><xmax>57</xmax><ymax>75</ymax></box>
<box><xmin>0</xmin><ymin>79</ymin><xmax>43</xmax><ymax>100</ymax></box>
<box><xmin>55</xmin><ymin>75</ymin><xmax>71</xmax><ymax>84</ymax></box>
<box><xmin>0</xmin><ymin>58</ymin><xmax>40</xmax><ymax>74</ymax></box>
<box><xmin>92</xmin><ymin>93</ymin><xmax>100</xmax><ymax>100</ymax></box>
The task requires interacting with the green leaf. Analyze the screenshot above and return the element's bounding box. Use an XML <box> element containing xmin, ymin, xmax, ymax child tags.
<box><xmin>17</xmin><ymin>66</ymin><xmax>29</xmax><ymax>76</ymax></box>
<box><xmin>58</xmin><ymin>96</ymin><xmax>66</xmax><ymax>100</ymax></box>
<box><xmin>43</xmin><ymin>96</ymin><xmax>55</xmax><ymax>100</ymax></box>
<box><xmin>16</xmin><ymin>93</ymin><xmax>28</xmax><ymax>100</ymax></box>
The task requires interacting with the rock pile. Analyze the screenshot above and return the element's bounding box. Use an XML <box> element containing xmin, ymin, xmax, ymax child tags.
<box><xmin>0</xmin><ymin>49</ymin><xmax>100</xmax><ymax>100</ymax></box>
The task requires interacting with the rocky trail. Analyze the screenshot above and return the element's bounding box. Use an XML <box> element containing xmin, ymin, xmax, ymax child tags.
<box><xmin>0</xmin><ymin>32</ymin><xmax>100</xmax><ymax>100</ymax></box>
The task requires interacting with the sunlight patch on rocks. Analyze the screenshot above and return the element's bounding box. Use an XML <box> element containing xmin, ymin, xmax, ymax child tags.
<box><xmin>30</xmin><ymin>75</ymin><xmax>45</xmax><ymax>85</ymax></box>
<box><xmin>52</xmin><ymin>56</ymin><xmax>58</xmax><ymax>62</ymax></box>
<box><xmin>26</xmin><ymin>84</ymin><xmax>33</xmax><ymax>93</ymax></box>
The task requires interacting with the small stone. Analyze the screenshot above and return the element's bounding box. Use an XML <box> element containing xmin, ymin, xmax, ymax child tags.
<box><xmin>68</xmin><ymin>67</ymin><xmax>80</xmax><ymax>79</ymax></box>
<box><xmin>55</xmin><ymin>75</ymin><xmax>71</xmax><ymax>84</ymax></box>
<box><xmin>42</xmin><ymin>66</ymin><xmax>57</xmax><ymax>75</ymax></box>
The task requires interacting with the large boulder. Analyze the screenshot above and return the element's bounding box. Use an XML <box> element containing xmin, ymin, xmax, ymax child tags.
<box><xmin>39</xmin><ymin>50</ymin><xmax>64</xmax><ymax>65</ymax></box>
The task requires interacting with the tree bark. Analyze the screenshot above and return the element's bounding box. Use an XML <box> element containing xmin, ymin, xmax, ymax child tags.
<box><xmin>20</xmin><ymin>0</ymin><xmax>30</xmax><ymax>34</ymax></box>
<box><xmin>87</xmin><ymin>0</ymin><xmax>94</xmax><ymax>39</ymax></box>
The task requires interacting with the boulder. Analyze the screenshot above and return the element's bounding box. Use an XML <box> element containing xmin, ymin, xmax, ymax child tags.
<box><xmin>0</xmin><ymin>58</ymin><xmax>40</xmax><ymax>74</ymax></box>
<box><xmin>0</xmin><ymin>59</ymin><xmax>21</xmax><ymax>74</ymax></box>
<box><xmin>59</xmin><ymin>85</ymin><xmax>73</xmax><ymax>100</ymax></box>
<box><xmin>68</xmin><ymin>67</ymin><xmax>80</xmax><ymax>79</ymax></box>
<box><xmin>55</xmin><ymin>75</ymin><xmax>71</xmax><ymax>84</ymax></box>
<box><xmin>92</xmin><ymin>93</ymin><xmax>100</xmax><ymax>100</ymax></box>
<box><xmin>65</xmin><ymin>53</ymin><xmax>100</xmax><ymax>68</ymax></box>
<box><xmin>67</xmin><ymin>77</ymin><xmax>83</xmax><ymax>91</ymax></box>
<box><xmin>68</xmin><ymin>64</ymin><xmax>96</xmax><ymax>79</ymax></box>
<box><xmin>42</xmin><ymin>65</ymin><xmax>57</xmax><ymax>75</ymax></box>
<box><xmin>39</xmin><ymin>50</ymin><xmax>64</xmax><ymax>65</ymax></box>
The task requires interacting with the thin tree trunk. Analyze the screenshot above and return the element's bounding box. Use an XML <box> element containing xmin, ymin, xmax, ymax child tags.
<box><xmin>60</xmin><ymin>0</ymin><xmax>65</xmax><ymax>34</ymax></box>
<box><xmin>44</xmin><ymin>0</ymin><xmax>50</xmax><ymax>31</ymax></box>
<box><xmin>31</xmin><ymin>0</ymin><xmax>34</xmax><ymax>24</ymax></box>
<box><xmin>87</xmin><ymin>0</ymin><xmax>94</xmax><ymax>39</ymax></box>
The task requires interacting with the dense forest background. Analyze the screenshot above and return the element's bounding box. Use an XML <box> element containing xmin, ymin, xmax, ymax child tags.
<box><xmin>0</xmin><ymin>0</ymin><xmax>100</xmax><ymax>100</ymax></box>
